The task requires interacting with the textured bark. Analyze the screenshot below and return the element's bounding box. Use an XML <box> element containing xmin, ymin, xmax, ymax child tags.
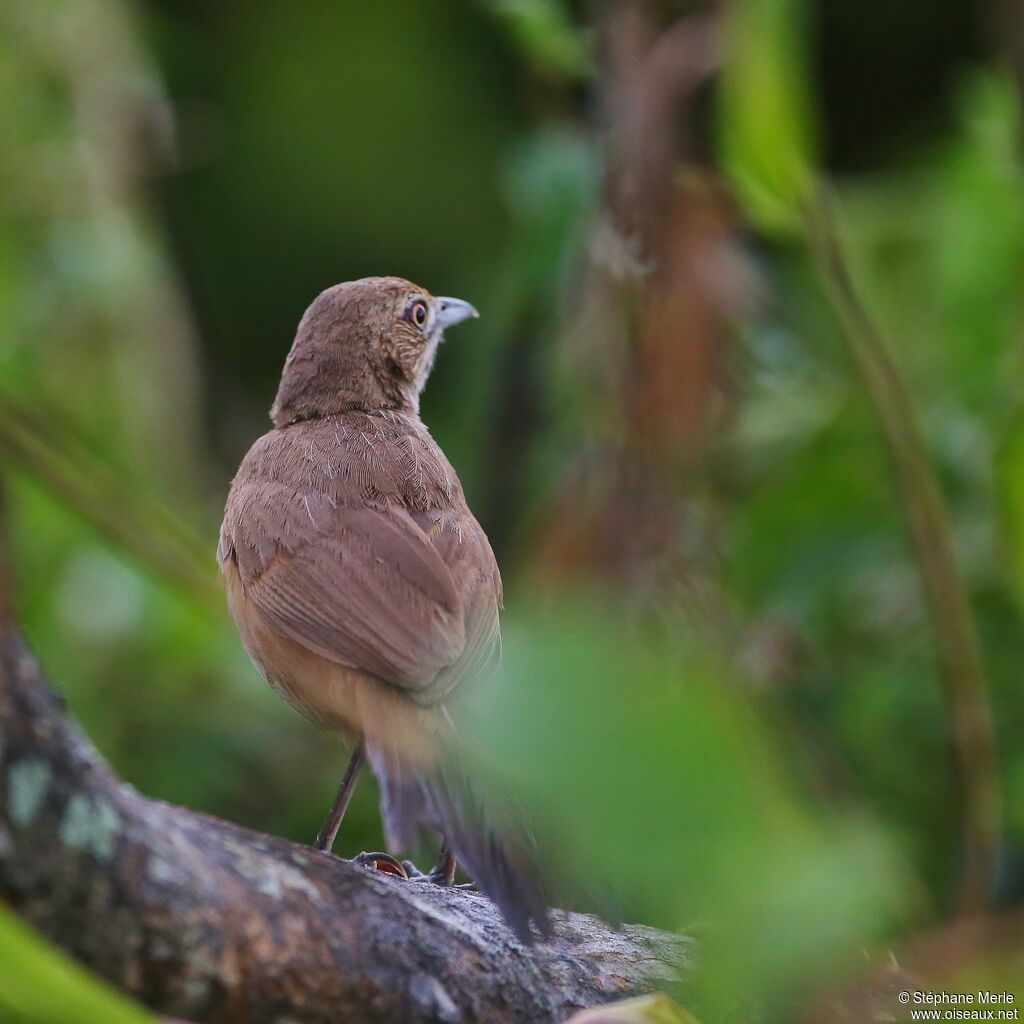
<box><xmin>0</xmin><ymin>628</ymin><xmax>686</xmax><ymax>1024</ymax></box>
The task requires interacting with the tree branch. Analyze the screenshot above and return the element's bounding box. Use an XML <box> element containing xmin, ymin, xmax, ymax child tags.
<box><xmin>0</xmin><ymin>627</ymin><xmax>686</xmax><ymax>1024</ymax></box>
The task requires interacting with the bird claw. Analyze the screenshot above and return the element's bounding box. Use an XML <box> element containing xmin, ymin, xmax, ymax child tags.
<box><xmin>395</xmin><ymin>858</ymin><xmax>444</xmax><ymax>883</ymax></box>
<box><xmin>408</xmin><ymin>865</ymin><xmax>477</xmax><ymax>889</ymax></box>
<box><xmin>414</xmin><ymin>868</ymin><xmax>454</xmax><ymax>886</ymax></box>
<box><xmin>353</xmin><ymin>851</ymin><xmax>409</xmax><ymax>879</ymax></box>
<box><xmin>355</xmin><ymin>851</ymin><xmax>477</xmax><ymax>890</ymax></box>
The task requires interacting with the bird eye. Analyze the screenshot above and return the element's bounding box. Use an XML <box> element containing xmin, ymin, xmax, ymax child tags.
<box><xmin>410</xmin><ymin>299</ymin><xmax>429</xmax><ymax>329</ymax></box>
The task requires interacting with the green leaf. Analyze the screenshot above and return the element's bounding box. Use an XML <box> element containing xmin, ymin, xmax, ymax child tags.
<box><xmin>469</xmin><ymin>601</ymin><xmax>906</xmax><ymax>1018</ymax></box>
<box><xmin>488</xmin><ymin>0</ymin><xmax>591</xmax><ymax>80</ymax></box>
<box><xmin>567</xmin><ymin>993</ymin><xmax>702</xmax><ymax>1024</ymax></box>
<box><xmin>0</xmin><ymin>904</ymin><xmax>155</xmax><ymax>1024</ymax></box>
<box><xmin>716</xmin><ymin>0</ymin><xmax>819</xmax><ymax>233</ymax></box>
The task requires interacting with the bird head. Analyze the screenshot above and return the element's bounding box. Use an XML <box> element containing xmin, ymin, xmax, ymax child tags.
<box><xmin>270</xmin><ymin>276</ymin><xmax>478</xmax><ymax>426</ymax></box>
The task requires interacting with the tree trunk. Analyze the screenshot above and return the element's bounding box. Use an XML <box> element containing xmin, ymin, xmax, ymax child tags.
<box><xmin>0</xmin><ymin>627</ymin><xmax>686</xmax><ymax>1024</ymax></box>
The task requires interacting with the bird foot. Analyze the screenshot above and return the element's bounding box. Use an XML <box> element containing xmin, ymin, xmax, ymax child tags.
<box><xmin>401</xmin><ymin>859</ymin><xmax>476</xmax><ymax>890</ymax></box>
<box><xmin>353</xmin><ymin>851</ymin><xmax>409</xmax><ymax>879</ymax></box>
<box><xmin>354</xmin><ymin>851</ymin><xmax>477</xmax><ymax>890</ymax></box>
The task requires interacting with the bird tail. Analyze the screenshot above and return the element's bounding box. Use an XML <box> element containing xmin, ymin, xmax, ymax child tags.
<box><xmin>367</xmin><ymin>741</ymin><xmax>550</xmax><ymax>943</ymax></box>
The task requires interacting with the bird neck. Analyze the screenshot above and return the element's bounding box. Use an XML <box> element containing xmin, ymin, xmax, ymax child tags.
<box><xmin>270</xmin><ymin>349</ymin><xmax>421</xmax><ymax>426</ymax></box>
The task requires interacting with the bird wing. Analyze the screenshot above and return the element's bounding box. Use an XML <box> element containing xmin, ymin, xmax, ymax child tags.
<box><xmin>393</xmin><ymin>513</ymin><xmax>502</xmax><ymax>703</ymax></box>
<box><xmin>219</xmin><ymin>482</ymin><xmax>468</xmax><ymax>690</ymax></box>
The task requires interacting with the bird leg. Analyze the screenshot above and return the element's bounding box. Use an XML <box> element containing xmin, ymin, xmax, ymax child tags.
<box><xmin>401</xmin><ymin>837</ymin><xmax>474</xmax><ymax>888</ymax></box>
<box><xmin>429</xmin><ymin>838</ymin><xmax>457</xmax><ymax>886</ymax></box>
<box><xmin>314</xmin><ymin>739</ymin><xmax>365</xmax><ymax>852</ymax></box>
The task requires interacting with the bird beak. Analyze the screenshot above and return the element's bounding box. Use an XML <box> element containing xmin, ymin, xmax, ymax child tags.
<box><xmin>435</xmin><ymin>297</ymin><xmax>479</xmax><ymax>330</ymax></box>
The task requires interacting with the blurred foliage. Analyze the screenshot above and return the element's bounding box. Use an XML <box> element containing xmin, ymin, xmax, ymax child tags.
<box><xmin>567</xmin><ymin>992</ymin><xmax>702</xmax><ymax>1023</ymax></box>
<box><xmin>0</xmin><ymin>904</ymin><xmax>153</xmax><ymax>1024</ymax></box>
<box><xmin>717</xmin><ymin>0</ymin><xmax>817</xmax><ymax>232</ymax></box>
<box><xmin>488</xmin><ymin>0</ymin><xmax>591</xmax><ymax>80</ymax></box>
<box><xmin>1</xmin><ymin>0</ymin><xmax>1023</xmax><ymax>1021</ymax></box>
<box><xmin>470</xmin><ymin>604</ymin><xmax>906</xmax><ymax>1020</ymax></box>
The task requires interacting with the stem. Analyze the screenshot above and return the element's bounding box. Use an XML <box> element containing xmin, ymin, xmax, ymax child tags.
<box><xmin>806</xmin><ymin>190</ymin><xmax>1000</xmax><ymax>916</ymax></box>
<box><xmin>0</xmin><ymin>392</ymin><xmax>219</xmax><ymax>609</ymax></box>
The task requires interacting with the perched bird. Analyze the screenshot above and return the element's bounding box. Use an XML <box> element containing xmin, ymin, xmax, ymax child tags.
<box><xmin>218</xmin><ymin>276</ymin><xmax>546</xmax><ymax>939</ymax></box>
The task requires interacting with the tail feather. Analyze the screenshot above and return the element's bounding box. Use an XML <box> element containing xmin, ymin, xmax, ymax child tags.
<box><xmin>367</xmin><ymin>742</ymin><xmax>550</xmax><ymax>942</ymax></box>
<box><xmin>370</xmin><ymin>742</ymin><xmax>427</xmax><ymax>852</ymax></box>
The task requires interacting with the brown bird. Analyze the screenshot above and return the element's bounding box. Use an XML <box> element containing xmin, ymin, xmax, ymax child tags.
<box><xmin>218</xmin><ymin>276</ymin><xmax>546</xmax><ymax>939</ymax></box>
